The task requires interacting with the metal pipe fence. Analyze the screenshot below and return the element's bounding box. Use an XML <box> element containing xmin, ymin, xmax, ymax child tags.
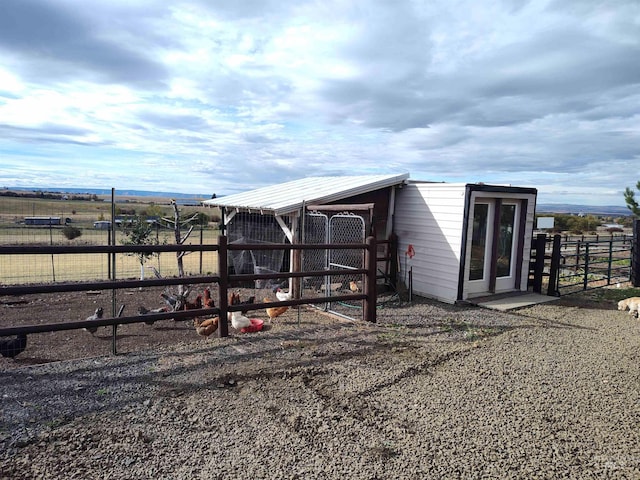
<box><xmin>529</xmin><ymin>233</ymin><xmax>635</xmax><ymax>296</ymax></box>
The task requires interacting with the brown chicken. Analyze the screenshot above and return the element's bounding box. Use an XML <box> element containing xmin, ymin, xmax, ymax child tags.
<box><xmin>194</xmin><ymin>317</ymin><xmax>219</xmax><ymax>338</ymax></box>
<box><xmin>264</xmin><ymin>297</ymin><xmax>288</xmax><ymax>322</ymax></box>
<box><xmin>203</xmin><ymin>288</ymin><xmax>215</xmax><ymax>308</ymax></box>
<box><xmin>184</xmin><ymin>294</ymin><xmax>203</xmax><ymax>310</ymax></box>
<box><xmin>229</xmin><ymin>291</ymin><xmax>240</xmax><ymax>307</ymax></box>
<box><xmin>229</xmin><ymin>291</ymin><xmax>256</xmax><ymax>313</ymax></box>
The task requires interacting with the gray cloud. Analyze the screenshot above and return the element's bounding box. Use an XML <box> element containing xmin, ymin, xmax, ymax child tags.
<box><xmin>0</xmin><ymin>0</ymin><xmax>169</xmax><ymax>87</ymax></box>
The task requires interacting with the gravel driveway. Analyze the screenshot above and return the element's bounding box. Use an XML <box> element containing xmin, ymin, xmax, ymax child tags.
<box><xmin>1</xmin><ymin>292</ymin><xmax>639</xmax><ymax>479</ymax></box>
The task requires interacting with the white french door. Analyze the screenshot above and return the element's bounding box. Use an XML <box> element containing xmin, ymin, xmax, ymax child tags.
<box><xmin>467</xmin><ymin>199</ymin><xmax>520</xmax><ymax>296</ymax></box>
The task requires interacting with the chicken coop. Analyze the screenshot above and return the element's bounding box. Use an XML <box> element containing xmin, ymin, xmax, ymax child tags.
<box><xmin>202</xmin><ymin>174</ymin><xmax>409</xmax><ymax>318</ymax></box>
<box><xmin>204</xmin><ymin>175</ymin><xmax>539</xmax><ymax>311</ymax></box>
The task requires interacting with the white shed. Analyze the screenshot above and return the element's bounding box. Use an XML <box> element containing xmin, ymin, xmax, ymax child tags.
<box><xmin>394</xmin><ymin>181</ymin><xmax>537</xmax><ymax>304</ymax></box>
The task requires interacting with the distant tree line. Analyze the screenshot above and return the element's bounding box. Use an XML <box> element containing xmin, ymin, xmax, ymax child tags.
<box><xmin>537</xmin><ymin>213</ymin><xmax>635</xmax><ymax>234</ymax></box>
<box><xmin>0</xmin><ymin>190</ymin><xmax>99</xmax><ymax>201</ymax></box>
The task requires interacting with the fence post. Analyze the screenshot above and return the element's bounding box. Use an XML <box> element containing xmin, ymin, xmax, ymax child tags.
<box><xmin>632</xmin><ymin>218</ymin><xmax>640</xmax><ymax>287</ymax></box>
<box><xmin>531</xmin><ymin>233</ymin><xmax>546</xmax><ymax>293</ymax></box>
<box><xmin>363</xmin><ymin>236</ymin><xmax>377</xmax><ymax>323</ymax></box>
<box><xmin>217</xmin><ymin>235</ymin><xmax>229</xmax><ymax>337</ymax></box>
<box><xmin>547</xmin><ymin>234</ymin><xmax>562</xmax><ymax>296</ymax></box>
<box><xmin>607</xmin><ymin>240</ymin><xmax>613</xmax><ymax>286</ymax></box>
<box><xmin>583</xmin><ymin>243</ymin><xmax>590</xmax><ymax>291</ymax></box>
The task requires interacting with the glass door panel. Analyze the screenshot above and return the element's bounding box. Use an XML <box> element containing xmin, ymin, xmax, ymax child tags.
<box><xmin>470</xmin><ymin>203</ymin><xmax>489</xmax><ymax>281</ymax></box>
<box><xmin>497</xmin><ymin>204</ymin><xmax>516</xmax><ymax>277</ymax></box>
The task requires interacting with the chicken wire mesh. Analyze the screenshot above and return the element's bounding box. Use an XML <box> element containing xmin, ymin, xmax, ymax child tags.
<box><xmin>302</xmin><ymin>212</ymin><xmax>366</xmax><ymax>319</ymax></box>
<box><xmin>226</xmin><ymin>212</ymin><xmax>289</xmax><ymax>290</ymax></box>
<box><xmin>302</xmin><ymin>213</ymin><xmax>328</xmax><ymax>291</ymax></box>
<box><xmin>0</xmin><ymin>191</ymin><xmax>219</xmax><ymax>285</ymax></box>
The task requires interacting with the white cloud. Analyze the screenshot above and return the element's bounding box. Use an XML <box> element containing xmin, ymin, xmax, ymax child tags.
<box><xmin>0</xmin><ymin>0</ymin><xmax>638</xmax><ymax>205</ymax></box>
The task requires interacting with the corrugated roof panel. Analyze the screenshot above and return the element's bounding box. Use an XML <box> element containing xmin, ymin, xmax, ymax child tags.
<box><xmin>202</xmin><ymin>173</ymin><xmax>409</xmax><ymax>215</ymax></box>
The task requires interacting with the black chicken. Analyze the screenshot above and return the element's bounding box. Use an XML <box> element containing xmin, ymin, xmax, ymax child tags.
<box><xmin>0</xmin><ymin>333</ymin><xmax>27</xmax><ymax>358</ymax></box>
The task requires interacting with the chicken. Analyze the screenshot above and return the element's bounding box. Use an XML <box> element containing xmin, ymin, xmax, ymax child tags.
<box><xmin>160</xmin><ymin>293</ymin><xmax>177</xmax><ymax>308</ymax></box>
<box><xmin>264</xmin><ymin>297</ymin><xmax>288</xmax><ymax>323</ymax></box>
<box><xmin>274</xmin><ymin>287</ymin><xmax>292</xmax><ymax>302</ymax></box>
<box><xmin>0</xmin><ymin>333</ymin><xmax>27</xmax><ymax>358</ymax></box>
<box><xmin>349</xmin><ymin>281</ymin><xmax>361</xmax><ymax>293</ymax></box>
<box><xmin>229</xmin><ymin>291</ymin><xmax>240</xmax><ymax>307</ymax></box>
<box><xmin>203</xmin><ymin>287</ymin><xmax>215</xmax><ymax>308</ymax></box>
<box><xmin>138</xmin><ymin>305</ymin><xmax>169</xmax><ymax>325</ymax></box>
<box><xmin>84</xmin><ymin>307</ymin><xmax>104</xmax><ymax>334</ymax></box>
<box><xmin>229</xmin><ymin>291</ymin><xmax>256</xmax><ymax>314</ymax></box>
<box><xmin>184</xmin><ymin>294</ymin><xmax>203</xmax><ymax>310</ymax></box>
<box><xmin>230</xmin><ymin>310</ymin><xmax>252</xmax><ymax>330</ymax></box>
<box><xmin>194</xmin><ymin>317</ymin><xmax>219</xmax><ymax>338</ymax></box>
<box><xmin>227</xmin><ymin>292</ymin><xmax>240</xmax><ymax>321</ymax></box>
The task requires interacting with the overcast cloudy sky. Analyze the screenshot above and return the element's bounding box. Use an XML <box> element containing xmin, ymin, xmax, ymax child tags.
<box><xmin>0</xmin><ymin>0</ymin><xmax>639</xmax><ymax>206</ymax></box>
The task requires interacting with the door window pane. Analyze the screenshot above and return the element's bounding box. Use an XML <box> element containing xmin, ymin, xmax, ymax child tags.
<box><xmin>497</xmin><ymin>204</ymin><xmax>516</xmax><ymax>277</ymax></box>
<box><xmin>470</xmin><ymin>204</ymin><xmax>488</xmax><ymax>280</ymax></box>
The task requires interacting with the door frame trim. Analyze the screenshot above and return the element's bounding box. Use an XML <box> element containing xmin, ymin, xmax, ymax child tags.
<box><xmin>457</xmin><ymin>184</ymin><xmax>536</xmax><ymax>302</ymax></box>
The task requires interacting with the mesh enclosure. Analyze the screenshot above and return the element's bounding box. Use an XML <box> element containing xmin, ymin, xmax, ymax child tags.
<box><xmin>328</xmin><ymin>215</ymin><xmax>366</xmax><ymax>315</ymax></box>
<box><xmin>226</xmin><ymin>213</ymin><xmax>289</xmax><ymax>289</ymax></box>
<box><xmin>302</xmin><ymin>212</ymin><xmax>366</xmax><ymax>319</ymax></box>
<box><xmin>302</xmin><ymin>213</ymin><xmax>328</xmax><ymax>290</ymax></box>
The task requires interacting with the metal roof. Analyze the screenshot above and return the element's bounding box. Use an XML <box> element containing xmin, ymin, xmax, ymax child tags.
<box><xmin>202</xmin><ymin>173</ymin><xmax>410</xmax><ymax>216</ymax></box>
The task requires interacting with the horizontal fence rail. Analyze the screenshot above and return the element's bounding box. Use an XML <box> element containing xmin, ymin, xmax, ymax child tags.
<box><xmin>0</xmin><ymin>236</ymin><xmax>378</xmax><ymax>355</ymax></box>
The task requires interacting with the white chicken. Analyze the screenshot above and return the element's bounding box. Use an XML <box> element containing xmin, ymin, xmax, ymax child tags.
<box><xmin>274</xmin><ymin>287</ymin><xmax>292</xmax><ymax>302</ymax></box>
<box><xmin>230</xmin><ymin>310</ymin><xmax>252</xmax><ymax>330</ymax></box>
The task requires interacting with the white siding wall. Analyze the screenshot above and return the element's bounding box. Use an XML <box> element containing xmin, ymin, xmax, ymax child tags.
<box><xmin>394</xmin><ymin>183</ymin><xmax>467</xmax><ymax>303</ymax></box>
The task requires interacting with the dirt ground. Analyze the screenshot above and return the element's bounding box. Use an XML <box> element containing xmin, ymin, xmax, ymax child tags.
<box><xmin>1</xmin><ymin>283</ymin><xmax>636</xmax><ymax>369</ymax></box>
<box><xmin>0</xmin><ymin>285</ymin><xmax>303</xmax><ymax>368</ymax></box>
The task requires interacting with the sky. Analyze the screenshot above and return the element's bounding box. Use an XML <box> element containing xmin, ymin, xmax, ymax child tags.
<box><xmin>0</xmin><ymin>0</ymin><xmax>639</xmax><ymax>206</ymax></box>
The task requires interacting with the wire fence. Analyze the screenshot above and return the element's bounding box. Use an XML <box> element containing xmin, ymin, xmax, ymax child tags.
<box><xmin>0</xmin><ymin>190</ymin><xmax>219</xmax><ymax>284</ymax></box>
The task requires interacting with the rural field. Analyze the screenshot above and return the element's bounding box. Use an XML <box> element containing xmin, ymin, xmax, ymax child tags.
<box><xmin>0</xmin><ymin>191</ymin><xmax>221</xmax><ymax>284</ymax></box>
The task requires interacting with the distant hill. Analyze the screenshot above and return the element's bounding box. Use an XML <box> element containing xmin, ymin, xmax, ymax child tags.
<box><xmin>4</xmin><ymin>186</ymin><xmax>211</xmax><ymax>200</ymax></box>
<box><xmin>537</xmin><ymin>204</ymin><xmax>631</xmax><ymax>216</ymax></box>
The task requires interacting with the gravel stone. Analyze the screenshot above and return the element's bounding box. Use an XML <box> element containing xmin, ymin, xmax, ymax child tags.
<box><xmin>1</xmin><ymin>292</ymin><xmax>640</xmax><ymax>479</ymax></box>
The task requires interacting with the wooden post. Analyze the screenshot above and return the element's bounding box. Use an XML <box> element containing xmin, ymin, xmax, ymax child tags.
<box><xmin>632</xmin><ymin>218</ymin><xmax>640</xmax><ymax>287</ymax></box>
<box><xmin>364</xmin><ymin>236</ymin><xmax>377</xmax><ymax>323</ymax></box>
<box><xmin>547</xmin><ymin>234</ymin><xmax>562</xmax><ymax>296</ymax></box>
<box><xmin>607</xmin><ymin>240</ymin><xmax>613</xmax><ymax>286</ymax></box>
<box><xmin>217</xmin><ymin>235</ymin><xmax>229</xmax><ymax>337</ymax></box>
<box><xmin>583</xmin><ymin>243</ymin><xmax>590</xmax><ymax>290</ymax></box>
<box><xmin>531</xmin><ymin>233</ymin><xmax>546</xmax><ymax>293</ymax></box>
